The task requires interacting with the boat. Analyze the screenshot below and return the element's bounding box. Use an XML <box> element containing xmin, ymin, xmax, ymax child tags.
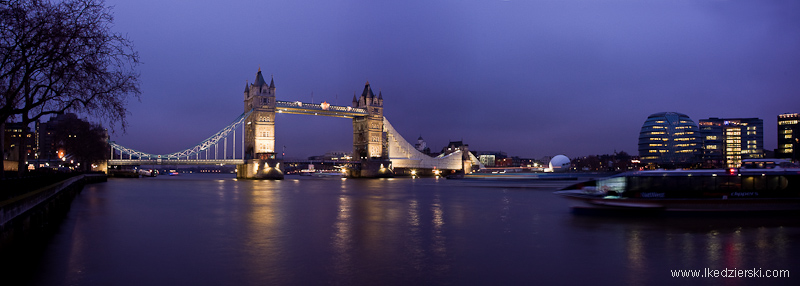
<box><xmin>137</xmin><ymin>169</ymin><xmax>158</xmax><ymax>177</ymax></box>
<box><xmin>312</xmin><ymin>170</ymin><xmax>345</xmax><ymax>177</ymax></box>
<box><xmin>554</xmin><ymin>159</ymin><xmax>800</xmax><ymax>213</ymax></box>
<box><xmin>449</xmin><ymin>172</ymin><xmax>607</xmax><ymax>181</ymax></box>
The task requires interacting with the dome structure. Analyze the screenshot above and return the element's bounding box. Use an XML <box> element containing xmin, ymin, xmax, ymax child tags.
<box><xmin>549</xmin><ymin>155</ymin><xmax>571</xmax><ymax>172</ymax></box>
<box><xmin>638</xmin><ymin>112</ymin><xmax>701</xmax><ymax>167</ymax></box>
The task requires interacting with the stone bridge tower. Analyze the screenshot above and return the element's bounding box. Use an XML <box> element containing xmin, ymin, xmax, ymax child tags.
<box><xmin>352</xmin><ymin>81</ymin><xmax>387</xmax><ymax>160</ymax></box>
<box><xmin>350</xmin><ymin>82</ymin><xmax>391</xmax><ymax>177</ymax></box>
<box><xmin>239</xmin><ymin>68</ymin><xmax>283</xmax><ymax>179</ymax></box>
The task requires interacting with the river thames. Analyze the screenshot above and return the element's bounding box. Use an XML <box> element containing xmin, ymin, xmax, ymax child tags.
<box><xmin>6</xmin><ymin>174</ymin><xmax>799</xmax><ymax>285</ymax></box>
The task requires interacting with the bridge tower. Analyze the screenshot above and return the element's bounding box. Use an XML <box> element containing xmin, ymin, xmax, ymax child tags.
<box><xmin>238</xmin><ymin>68</ymin><xmax>283</xmax><ymax>179</ymax></box>
<box><xmin>351</xmin><ymin>82</ymin><xmax>392</xmax><ymax>177</ymax></box>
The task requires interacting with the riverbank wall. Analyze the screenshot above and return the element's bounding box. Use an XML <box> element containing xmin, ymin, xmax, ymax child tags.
<box><xmin>0</xmin><ymin>174</ymin><xmax>106</xmax><ymax>251</ymax></box>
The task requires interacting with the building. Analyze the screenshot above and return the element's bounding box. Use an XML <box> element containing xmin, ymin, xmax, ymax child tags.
<box><xmin>474</xmin><ymin>151</ymin><xmax>507</xmax><ymax>167</ymax></box>
<box><xmin>307</xmin><ymin>151</ymin><xmax>352</xmax><ymax>161</ymax></box>
<box><xmin>637</xmin><ymin>112</ymin><xmax>702</xmax><ymax>168</ymax></box>
<box><xmin>777</xmin><ymin>113</ymin><xmax>798</xmax><ymax>161</ymax></box>
<box><xmin>3</xmin><ymin>122</ymin><xmax>35</xmax><ymax>161</ymax></box>
<box><xmin>699</xmin><ymin>117</ymin><xmax>763</xmax><ymax>168</ymax></box>
<box><xmin>414</xmin><ymin>136</ymin><xmax>430</xmax><ymax>154</ymax></box>
<box><xmin>441</xmin><ymin>141</ymin><xmax>468</xmax><ymax>156</ymax></box>
<box><xmin>37</xmin><ymin>113</ymin><xmax>80</xmax><ymax>164</ymax></box>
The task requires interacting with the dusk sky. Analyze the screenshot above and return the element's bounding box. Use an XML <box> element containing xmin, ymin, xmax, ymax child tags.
<box><xmin>103</xmin><ymin>0</ymin><xmax>800</xmax><ymax>159</ymax></box>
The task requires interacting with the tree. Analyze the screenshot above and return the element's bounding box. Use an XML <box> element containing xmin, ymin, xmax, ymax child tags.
<box><xmin>0</xmin><ymin>0</ymin><xmax>139</xmax><ymax>176</ymax></box>
<box><xmin>50</xmin><ymin>115</ymin><xmax>107</xmax><ymax>171</ymax></box>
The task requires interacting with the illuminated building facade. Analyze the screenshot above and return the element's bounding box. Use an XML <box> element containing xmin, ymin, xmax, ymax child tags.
<box><xmin>699</xmin><ymin>117</ymin><xmax>763</xmax><ymax>168</ymax></box>
<box><xmin>638</xmin><ymin>112</ymin><xmax>701</xmax><ymax>167</ymax></box>
<box><xmin>3</xmin><ymin>122</ymin><xmax>34</xmax><ymax>161</ymax></box>
<box><xmin>777</xmin><ymin>113</ymin><xmax>798</xmax><ymax>161</ymax></box>
<box><xmin>351</xmin><ymin>82</ymin><xmax>386</xmax><ymax>159</ymax></box>
<box><xmin>243</xmin><ymin>68</ymin><xmax>277</xmax><ymax>158</ymax></box>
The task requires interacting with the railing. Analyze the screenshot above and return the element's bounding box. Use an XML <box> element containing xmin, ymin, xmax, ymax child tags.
<box><xmin>276</xmin><ymin>100</ymin><xmax>368</xmax><ymax>117</ymax></box>
<box><xmin>108</xmin><ymin>159</ymin><xmax>245</xmax><ymax>166</ymax></box>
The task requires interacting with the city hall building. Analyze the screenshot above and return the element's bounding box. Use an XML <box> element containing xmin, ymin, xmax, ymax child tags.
<box><xmin>638</xmin><ymin>112</ymin><xmax>702</xmax><ymax>168</ymax></box>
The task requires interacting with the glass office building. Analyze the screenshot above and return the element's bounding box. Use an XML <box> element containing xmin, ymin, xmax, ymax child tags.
<box><xmin>777</xmin><ymin>113</ymin><xmax>798</xmax><ymax>161</ymax></box>
<box><xmin>638</xmin><ymin>112</ymin><xmax>701</xmax><ymax>168</ymax></box>
<box><xmin>699</xmin><ymin>117</ymin><xmax>763</xmax><ymax>168</ymax></box>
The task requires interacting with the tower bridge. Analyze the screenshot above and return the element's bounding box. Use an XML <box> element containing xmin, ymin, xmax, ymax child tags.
<box><xmin>108</xmin><ymin>69</ymin><xmax>482</xmax><ymax>179</ymax></box>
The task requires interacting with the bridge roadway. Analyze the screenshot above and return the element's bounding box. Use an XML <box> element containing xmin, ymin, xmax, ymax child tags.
<box><xmin>275</xmin><ymin>100</ymin><xmax>367</xmax><ymax>118</ymax></box>
<box><xmin>108</xmin><ymin>159</ymin><xmax>360</xmax><ymax>166</ymax></box>
<box><xmin>108</xmin><ymin>159</ymin><xmax>245</xmax><ymax>166</ymax></box>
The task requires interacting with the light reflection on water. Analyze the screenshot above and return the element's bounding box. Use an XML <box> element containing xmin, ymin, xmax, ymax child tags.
<box><xmin>7</xmin><ymin>174</ymin><xmax>799</xmax><ymax>286</ymax></box>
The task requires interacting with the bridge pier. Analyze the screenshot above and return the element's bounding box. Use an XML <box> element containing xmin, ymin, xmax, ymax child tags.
<box><xmin>237</xmin><ymin>154</ymin><xmax>284</xmax><ymax>180</ymax></box>
<box><xmin>344</xmin><ymin>160</ymin><xmax>393</xmax><ymax>178</ymax></box>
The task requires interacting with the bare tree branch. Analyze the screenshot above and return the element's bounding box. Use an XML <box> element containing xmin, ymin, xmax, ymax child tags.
<box><xmin>1</xmin><ymin>0</ymin><xmax>140</xmax><ymax>175</ymax></box>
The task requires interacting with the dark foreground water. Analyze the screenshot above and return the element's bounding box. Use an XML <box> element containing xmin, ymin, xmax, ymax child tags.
<box><xmin>6</xmin><ymin>174</ymin><xmax>800</xmax><ymax>285</ymax></box>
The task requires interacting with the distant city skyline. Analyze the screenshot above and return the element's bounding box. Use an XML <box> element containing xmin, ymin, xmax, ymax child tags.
<box><xmin>98</xmin><ymin>0</ymin><xmax>800</xmax><ymax>159</ymax></box>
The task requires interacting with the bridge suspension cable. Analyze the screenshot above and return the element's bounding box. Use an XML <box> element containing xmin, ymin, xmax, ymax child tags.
<box><xmin>109</xmin><ymin>110</ymin><xmax>252</xmax><ymax>163</ymax></box>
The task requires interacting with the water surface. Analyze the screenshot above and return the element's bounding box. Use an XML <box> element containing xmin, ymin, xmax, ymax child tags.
<box><xmin>9</xmin><ymin>174</ymin><xmax>799</xmax><ymax>285</ymax></box>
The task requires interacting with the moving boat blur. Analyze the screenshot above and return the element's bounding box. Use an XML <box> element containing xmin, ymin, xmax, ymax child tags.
<box><xmin>555</xmin><ymin>159</ymin><xmax>800</xmax><ymax>213</ymax></box>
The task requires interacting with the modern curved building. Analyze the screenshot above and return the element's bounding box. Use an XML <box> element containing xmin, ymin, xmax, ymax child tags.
<box><xmin>638</xmin><ymin>112</ymin><xmax>701</xmax><ymax>167</ymax></box>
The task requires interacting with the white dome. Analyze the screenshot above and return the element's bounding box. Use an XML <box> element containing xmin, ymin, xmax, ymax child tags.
<box><xmin>549</xmin><ymin>155</ymin><xmax>571</xmax><ymax>172</ymax></box>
